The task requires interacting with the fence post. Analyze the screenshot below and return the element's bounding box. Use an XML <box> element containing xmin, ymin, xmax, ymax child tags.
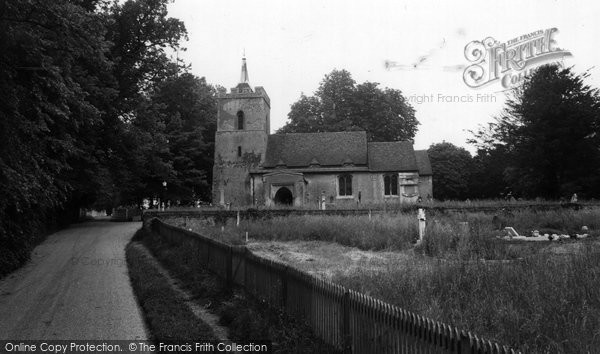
<box><xmin>226</xmin><ymin>246</ymin><xmax>233</xmax><ymax>289</ymax></box>
<box><xmin>418</xmin><ymin>208</ymin><xmax>426</xmax><ymax>243</ymax></box>
<box><xmin>243</xmin><ymin>247</ymin><xmax>248</xmax><ymax>289</ymax></box>
<box><xmin>342</xmin><ymin>290</ymin><xmax>351</xmax><ymax>354</ymax></box>
<box><xmin>460</xmin><ymin>331</ymin><xmax>471</xmax><ymax>354</ymax></box>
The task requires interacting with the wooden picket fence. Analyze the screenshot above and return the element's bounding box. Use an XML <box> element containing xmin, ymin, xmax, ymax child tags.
<box><xmin>150</xmin><ymin>218</ymin><xmax>520</xmax><ymax>354</ymax></box>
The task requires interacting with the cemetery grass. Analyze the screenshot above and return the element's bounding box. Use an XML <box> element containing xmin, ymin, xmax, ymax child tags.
<box><xmin>332</xmin><ymin>246</ymin><xmax>600</xmax><ymax>354</ymax></box>
<box><xmin>167</xmin><ymin>198</ymin><xmax>599</xmax><ymax>213</ymax></box>
<box><xmin>163</xmin><ymin>207</ymin><xmax>600</xmax><ymax>353</ymax></box>
<box><xmin>170</xmin><ymin>207</ymin><xmax>600</xmax><ymax>259</ymax></box>
<box><xmin>177</xmin><ymin>214</ymin><xmax>418</xmax><ymax>250</ymax></box>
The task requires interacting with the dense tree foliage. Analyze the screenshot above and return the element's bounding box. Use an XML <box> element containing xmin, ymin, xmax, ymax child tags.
<box><xmin>470</xmin><ymin>65</ymin><xmax>600</xmax><ymax>199</ymax></box>
<box><xmin>427</xmin><ymin>142</ymin><xmax>474</xmax><ymax>200</ymax></box>
<box><xmin>0</xmin><ymin>0</ymin><xmax>217</xmax><ymax>277</ymax></box>
<box><xmin>134</xmin><ymin>73</ymin><xmax>217</xmax><ymax>204</ymax></box>
<box><xmin>278</xmin><ymin>69</ymin><xmax>419</xmax><ymax>142</ymax></box>
<box><xmin>426</xmin><ymin>65</ymin><xmax>600</xmax><ymax>201</ymax></box>
<box><xmin>468</xmin><ymin>146</ymin><xmax>510</xmax><ymax>199</ymax></box>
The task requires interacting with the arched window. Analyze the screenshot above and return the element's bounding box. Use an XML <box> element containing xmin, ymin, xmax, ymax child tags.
<box><xmin>237</xmin><ymin>110</ymin><xmax>244</xmax><ymax>130</ymax></box>
<box><xmin>338</xmin><ymin>174</ymin><xmax>353</xmax><ymax>196</ymax></box>
<box><xmin>237</xmin><ymin>146</ymin><xmax>242</xmax><ymax>157</ymax></box>
<box><xmin>384</xmin><ymin>174</ymin><xmax>398</xmax><ymax>196</ymax></box>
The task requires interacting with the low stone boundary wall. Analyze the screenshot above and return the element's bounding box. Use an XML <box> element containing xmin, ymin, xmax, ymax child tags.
<box><xmin>112</xmin><ymin>207</ymin><xmax>142</xmax><ymax>221</ymax></box>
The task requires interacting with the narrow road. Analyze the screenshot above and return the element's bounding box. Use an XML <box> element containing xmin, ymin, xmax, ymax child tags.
<box><xmin>0</xmin><ymin>221</ymin><xmax>148</xmax><ymax>340</ymax></box>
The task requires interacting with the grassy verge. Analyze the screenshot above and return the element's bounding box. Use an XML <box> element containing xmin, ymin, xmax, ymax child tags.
<box><xmin>126</xmin><ymin>232</ymin><xmax>218</xmax><ymax>341</ymax></box>
<box><xmin>332</xmin><ymin>246</ymin><xmax>600</xmax><ymax>354</ymax></box>
<box><xmin>138</xmin><ymin>227</ymin><xmax>339</xmax><ymax>353</ymax></box>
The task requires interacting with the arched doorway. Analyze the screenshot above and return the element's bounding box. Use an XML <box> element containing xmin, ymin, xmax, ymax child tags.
<box><xmin>274</xmin><ymin>187</ymin><xmax>293</xmax><ymax>205</ymax></box>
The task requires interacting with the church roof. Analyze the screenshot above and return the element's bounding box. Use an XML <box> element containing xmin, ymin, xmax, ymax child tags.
<box><xmin>367</xmin><ymin>141</ymin><xmax>418</xmax><ymax>171</ymax></box>
<box><xmin>415</xmin><ymin>150</ymin><xmax>433</xmax><ymax>175</ymax></box>
<box><xmin>263</xmin><ymin>131</ymin><xmax>368</xmax><ymax>168</ymax></box>
<box><xmin>262</xmin><ymin>131</ymin><xmax>426</xmax><ymax>173</ymax></box>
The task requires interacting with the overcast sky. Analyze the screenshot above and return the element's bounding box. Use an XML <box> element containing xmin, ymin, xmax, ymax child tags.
<box><xmin>167</xmin><ymin>0</ymin><xmax>600</xmax><ymax>154</ymax></box>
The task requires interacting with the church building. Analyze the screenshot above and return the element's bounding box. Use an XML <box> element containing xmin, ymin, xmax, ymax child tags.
<box><xmin>212</xmin><ymin>57</ymin><xmax>433</xmax><ymax>207</ymax></box>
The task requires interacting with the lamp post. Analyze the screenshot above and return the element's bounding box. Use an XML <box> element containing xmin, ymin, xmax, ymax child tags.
<box><xmin>162</xmin><ymin>181</ymin><xmax>167</xmax><ymax>211</ymax></box>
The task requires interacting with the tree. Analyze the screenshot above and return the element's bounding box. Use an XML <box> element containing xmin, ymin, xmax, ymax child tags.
<box><xmin>105</xmin><ymin>0</ymin><xmax>187</xmax><ymax>115</ymax></box>
<box><xmin>428</xmin><ymin>142</ymin><xmax>474</xmax><ymax>200</ymax></box>
<box><xmin>281</xmin><ymin>94</ymin><xmax>322</xmax><ymax>133</ymax></box>
<box><xmin>278</xmin><ymin>69</ymin><xmax>419</xmax><ymax>141</ymax></box>
<box><xmin>145</xmin><ymin>73</ymin><xmax>217</xmax><ymax>203</ymax></box>
<box><xmin>468</xmin><ymin>147</ymin><xmax>510</xmax><ymax>199</ymax></box>
<box><xmin>471</xmin><ymin>65</ymin><xmax>600</xmax><ymax>199</ymax></box>
<box><xmin>0</xmin><ymin>0</ymin><xmax>113</xmax><ymax>275</ymax></box>
<box><xmin>0</xmin><ymin>0</ymin><xmax>203</xmax><ymax>276</ymax></box>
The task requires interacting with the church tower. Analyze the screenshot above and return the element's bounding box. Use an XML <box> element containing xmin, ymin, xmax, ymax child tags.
<box><xmin>212</xmin><ymin>56</ymin><xmax>270</xmax><ymax>206</ymax></box>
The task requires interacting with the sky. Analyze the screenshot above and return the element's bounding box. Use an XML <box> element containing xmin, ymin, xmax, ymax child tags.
<box><xmin>167</xmin><ymin>0</ymin><xmax>600</xmax><ymax>154</ymax></box>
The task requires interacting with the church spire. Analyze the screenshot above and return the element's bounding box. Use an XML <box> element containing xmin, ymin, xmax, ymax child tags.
<box><xmin>239</xmin><ymin>53</ymin><xmax>249</xmax><ymax>84</ymax></box>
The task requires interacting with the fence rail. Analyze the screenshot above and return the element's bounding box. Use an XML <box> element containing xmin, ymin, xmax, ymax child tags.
<box><xmin>150</xmin><ymin>218</ymin><xmax>519</xmax><ymax>354</ymax></box>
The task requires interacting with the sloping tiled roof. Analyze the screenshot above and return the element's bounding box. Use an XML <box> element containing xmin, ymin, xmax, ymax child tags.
<box><xmin>263</xmin><ymin>131</ymin><xmax>368</xmax><ymax>168</ymax></box>
<box><xmin>367</xmin><ymin>141</ymin><xmax>418</xmax><ymax>171</ymax></box>
<box><xmin>415</xmin><ymin>150</ymin><xmax>433</xmax><ymax>175</ymax></box>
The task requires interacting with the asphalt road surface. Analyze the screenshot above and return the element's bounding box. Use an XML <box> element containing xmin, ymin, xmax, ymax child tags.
<box><xmin>0</xmin><ymin>221</ymin><xmax>148</xmax><ymax>340</ymax></box>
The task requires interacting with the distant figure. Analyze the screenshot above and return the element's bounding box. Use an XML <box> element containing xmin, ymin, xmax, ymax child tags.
<box><xmin>426</xmin><ymin>194</ymin><xmax>433</xmax><ymax>203</ymax></box>
<box><xmin>571</xmin><ymin>193</ymin><xmax>578</xmax><ymax>203</ymax></box>
<box><xmin>417</xmin><ymin>195</ymin><xmax>422</xmax><ymax>203</ymax></box>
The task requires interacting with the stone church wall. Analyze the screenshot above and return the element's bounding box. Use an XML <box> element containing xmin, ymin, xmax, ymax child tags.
<box><xmin>418</xmin><ymin>175</ymin><xmax>433</xmax><ymax>199</ymax></box>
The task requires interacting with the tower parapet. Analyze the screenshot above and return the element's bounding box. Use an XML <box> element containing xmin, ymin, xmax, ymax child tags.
<box><xmin>219</xmin><ymin>85</ymin><xmax>271</xmax><ymax>107</ymax></box>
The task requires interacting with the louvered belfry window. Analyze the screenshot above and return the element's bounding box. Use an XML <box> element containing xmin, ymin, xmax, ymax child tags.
<box><xmin>237</xmin><ymin>110</ymin><xmax>244</xmax><ymax>130</ymax></box>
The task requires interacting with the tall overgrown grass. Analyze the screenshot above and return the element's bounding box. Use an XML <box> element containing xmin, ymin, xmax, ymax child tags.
<box><xmin>165</xmin><ymin>199</ymin><xmax>599</xmax><ymax>212</ymax></box>
<box><xmin>157</xmin><ymin>208</ymin><xmax>600</xmax><ymax>353</ymax></box>
<box><xmin>332</xmin><ymin>247</ymin><xmax>600</xmax><ymax>353</ymax></box>
<box><xmin>246</xmin><ymin>215</ymin><xmax>417</xmax><ymax>249</ymax></box>
<box><xmin>164</xmin><ymin>207</ymin><xmax>600</xmax><ymax>257</ymax></box>
<box><xmin>174</xmin><ymin>214</ymin><xmax>418</xmax><ymax>250</ymax></box>
<box><xmin>418</xmin><ymin>209</ymin><xmax>600</xmax><ymax>259</ymax></box>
